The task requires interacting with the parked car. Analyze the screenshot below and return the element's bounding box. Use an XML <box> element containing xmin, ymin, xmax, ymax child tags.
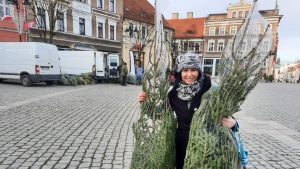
<box><xmin>0</xmin><ymin>42</ymin><xmax>61</xmax><ymax>87</ymax></box>
<box><xmin>58</xmin><ymin>51</ymin><xmax>120</xmax><ymax>82</ymax></box>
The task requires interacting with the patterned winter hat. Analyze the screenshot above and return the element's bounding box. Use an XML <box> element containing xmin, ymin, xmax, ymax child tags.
<box><xmin>175</xmin><ymin>52</ymin><xmax>202</xmax><ymax>73</ymax></box>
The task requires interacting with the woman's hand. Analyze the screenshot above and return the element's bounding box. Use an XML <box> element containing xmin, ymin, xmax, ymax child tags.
<box><xmin>138</xmin><ymin>92</ymin><xmax>147</xmax><ymax>103</ymax></box>
<box><xmin>222</xmin><ymin>116</ymin><xmax>236</xmax><ymax>129</ymax></box>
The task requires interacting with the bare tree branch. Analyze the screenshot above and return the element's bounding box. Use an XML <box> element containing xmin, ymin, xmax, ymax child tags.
<box><xmin>28</xmin><ymin>0</ymin><xmax>70</xmax><ymax>44</ymax></box>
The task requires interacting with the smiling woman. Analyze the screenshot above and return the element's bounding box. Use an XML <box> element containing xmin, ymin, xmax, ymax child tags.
<box><xmin>181</xmin><ymin>68</ymin><xmax>199</xmax><ymax>84</ymax></box>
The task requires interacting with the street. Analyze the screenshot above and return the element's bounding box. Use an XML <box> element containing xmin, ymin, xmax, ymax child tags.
<box><xmin>0</xmin><ymin>81</ymin><xmax>300</xmax><ymax>169</ymax></box>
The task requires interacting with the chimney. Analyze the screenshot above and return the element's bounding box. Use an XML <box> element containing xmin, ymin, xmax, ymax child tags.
<box><xmin>187</xmin><ymin>12</ymin><xmax>193</xmax><ymax>19</ymax></box>
<box><xmin>172</xmin><ymin>13</ymin><xmax>179</xmax><ymax>19</ymax></box>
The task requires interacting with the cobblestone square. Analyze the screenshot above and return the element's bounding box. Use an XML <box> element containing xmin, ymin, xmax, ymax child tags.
<box><xmin>0</xmin><ymin>81</ymin><xmax>299</xmax><ymax>168</ymax></box>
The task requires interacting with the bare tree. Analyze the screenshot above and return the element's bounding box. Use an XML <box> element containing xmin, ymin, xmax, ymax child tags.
<box><xmin>128</xmin><ymin>23</ymin><xmax>155</xmax><ymax>64</ymax></box>
<box><xmin>28</xmin><ymin>0</ymin><xmax>70</xmax><ymax>44</ymax></box>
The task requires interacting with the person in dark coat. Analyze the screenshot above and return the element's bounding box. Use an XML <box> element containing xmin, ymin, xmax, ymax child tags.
<box><xmin>137</xmin><ymin>53</ymin><xmax>237</xmax><ymax>169</ymax></box>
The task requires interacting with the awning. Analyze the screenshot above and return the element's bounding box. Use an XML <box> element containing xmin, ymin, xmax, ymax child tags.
<box><xmin>74</xmin><ymin>43</ymin><xmax>95</xmax><ymax>51</ymax></box>
<box><xmin>97</xmin><ymin>49</ymin><xmax>119</xmax><ymax>54</ymax></box>
<box><xmin>56</xmin><ymin>45</ymin><xmax>73</xmax><ymax>51</ymax></box>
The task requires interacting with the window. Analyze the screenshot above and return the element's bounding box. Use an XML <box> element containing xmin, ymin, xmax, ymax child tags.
<box><xmin>56</xmin><ymin>13</ymin><xmax>64</xmax><ymax>31</ymax></box>
<box><xmin>268</xmin><ymin>24</ymin><xmax>272</xmax><ymax>33</ymax></box>
<box><xmin>219</xmin><ymin>27</ymin><xmax>225</xmax><ymax>35</ymax></box>
<box><xmin>208</xmin><ymin>40</ymin><xmax>214</xmax><ymax>51</ymax></box>
<box><xmin>227</xmin><ymin>40</ymin><xmax>233</xmax><ymax>51</ymax></box>
<box><xmin>245</xmin><ymin>11</ymin><xmax>249</xmax><ymax>18</ymax></box>
<box><xmin>232</xmin><ymin>12</ymin><xmax>236</xmax><ymax>18</ymax></box>
<box><xmin>129</xmin><ymin>23</ymin><xmax>133</xmax><ymax>38</ymax></box>
<box><xmin>240</xmin><ymin>25</ymin><xmax>247</xmax><ymax>34</ymax></box>
<box><xmin>164</xmin><ymin>31</ymin><xmax>168</xmax><ymax>41</ymax></box>
<box><xmin>204</xmin><ymin>59</ymin><xmax>213</xmax><ymax>76</ymax></box>
<box><xmin>251</xmin><ymin>40</ymin><xmax>258</xmax><ymax>49</ymax></box>
<box><xmin>262</xmin><ymin>41</ymin><xmax>269</xmax><ymax>51</ymax></box>
<box><xmin>230</xmin><ymin>26</ymin><xmax>237</xmax><ymax>34</ymax></box>
<box><xmin>0</xmin><ymin>0</ymin><xmax>11</xmax><ymax>17</ymax></box>
<box><xmin>253</xmin><ymin>25</ymin><xmax>260</xmax><ymax>33</ymax></box>
<box><xmin>183</xmin><ymin>42</ymin><xmax>188</xmax><ymax>51</ymax></box>
<box><xmin>194</xmin><ymin>43</ymin><xmax>200</xmax><ymax>52</ymax></box>
<box><xmin>98</xmin><ymin>0</ymin><xmax>103</xmax><ymax>9</ymax></box>
<box><xmin>209</xmin><ymin>27</ymin><xmax>216</xmax><ymax>35</ymax></box>
<box><xmin>110</xmin><ymin>25</ymin><xmax>114</xmax><ymax>40</ymax></box>
<box><xmin>242</xmin><ymin>41</ymin><xmax>247</xmax><ymax>51</ymax></box>
<box><xmin>109</xmin><ymin>0</ymin><xmax>115</xmax><ymax>12</ymax></box>
<box><xmin>37</xmin><ymin>8</ymin><xmax>46</xmax><ymax>28</ymax></box>
<box><xmin>142</xmin><ymin>26</ymin><xmax>146</xmax><ymax>39</ymax></box>
<box><xmin>79</xmin><ymin>18</ymin><xmax>85</xmax><ymax>35</ymax></box>
<box><xmin>217</xmin><ymin>40</ymin><xmax>224</xmax><ymax>52</ymax></box>
<box><xmin>238</xmin><ymin>11</ymin><xmax>243</xmax><ymax>18</ymax></box>
<box><xmin>77</xmin><ymin>0</ymin><xmax>86</xmax><ymax>3</ymax></box>
<box><xmin>98</xmin><ymin>22</ymin><xmax>103</xmax><ymax>38</ymax></box>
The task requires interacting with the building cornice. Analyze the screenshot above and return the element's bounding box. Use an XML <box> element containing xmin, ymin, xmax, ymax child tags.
<box><xmin>29</xmin><ymin>34</ymin><xmax>122</xmax><ymax>49</ymax></box>
<box><xmin>0</xmin><ymin>28</ymin><xmax>25</xmax><ymax>33</ymax></box>
<box><xmin>92</xmin><ymin>8</ymin><xmax>120</xmax><ymax>20</ymax></box>
<box><xmin>28</xmin><ymin>27</ymin><xmax>122</xmax><ymax>44</ymax></box>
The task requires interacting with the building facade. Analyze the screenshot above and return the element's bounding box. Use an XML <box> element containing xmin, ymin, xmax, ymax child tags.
<box><xmin>167</xmin><ymin>12</ymin><xmax>206</xmax><ymax>67</ymax></box>
<box><xmin>123</xmin><ymin>0</ymin><xmax>174</xmax><ymax>72</ymax></box>
<box><xmin>28</xmin><ymin>0</ymin><xmax>123</xmax><ymax>53</ymax></box>
<box><xmin>0</xmin><ymin>0</ymin><xmax>26</xmax><ymax>42</ymax></box>
<box><xmin>203</xmin><ymin>0</ymin><xmax>283</xmax><ymax>78</ymax></box>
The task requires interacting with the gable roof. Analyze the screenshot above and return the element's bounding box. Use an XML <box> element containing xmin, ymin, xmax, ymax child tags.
<box><xmin>123</xmin><ymin>0</ymin><xmax>173</xmax><ymax>30</ymax></box>
<box><xmin>166</xmin><ymin>17</ymin><xmax>207</xmax><ymax>39</ymax></box>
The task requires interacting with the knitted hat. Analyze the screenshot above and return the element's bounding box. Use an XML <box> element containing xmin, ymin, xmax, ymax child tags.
<box><xmin>175</xmin><ymin>52</ymin><xmax>202</xmax><ymax>73</ymax></box>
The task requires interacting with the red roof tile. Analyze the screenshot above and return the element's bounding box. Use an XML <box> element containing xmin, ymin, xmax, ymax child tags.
<box><xmin>124</xmin><ymin>0</ymin><xmax>173</xmax><ymax>30</ymax></box>
<box><xmin>166</xmin><ymin>17</ymin><xmax>207</xmax><ymax>39</ymax></box>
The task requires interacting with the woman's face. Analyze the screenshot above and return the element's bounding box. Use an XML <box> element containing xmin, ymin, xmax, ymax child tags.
<box><xmin>181</xmin><ymin>68</ymin><xmax>199</xmax><ymax>84</ymax></box>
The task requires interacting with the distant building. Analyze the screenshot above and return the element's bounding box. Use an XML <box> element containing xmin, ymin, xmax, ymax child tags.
<box><xmin>27</xmin><ymin>0</ymin><xmax>123</xmax><ymax>53</ymax></box>
<box><xmin>123</xmin><ymin>0</ymin><xmax>174</xmax><ymax>71</ymax></box>
<box><xmin>166</xmin><ymin>13</ymin><xmax>206</xmax><ymax>66</ymax></box>
<box><xmin>0</xmin><ymin>1</ymin><xmax>26</xmax><ymax>42</ymax></box>
<box><xmin>203</xmin><ymin>0</ymin><xmax>283</xmax><ymax>78</ymax></box>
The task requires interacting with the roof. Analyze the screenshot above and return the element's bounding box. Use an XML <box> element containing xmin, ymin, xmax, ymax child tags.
<box><xmin>166</xmin><ymin>17</ymin><xmax>207</xmax><ymax>39</ymax></box>
<box><xmin>123</xmin><ymin>0</ymin><xmax>173</xmax><ymax>30</ymax></box>
<box><xmin>273</xmin><ymin>64</ymin><xmax>281</xmax><ymax>69</ymax></box>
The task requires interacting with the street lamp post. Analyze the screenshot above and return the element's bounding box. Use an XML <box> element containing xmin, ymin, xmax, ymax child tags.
<box><xmin>7</xmin><ymin>0</ymin><xmax>31</xmax><ymax>42</ymax></box>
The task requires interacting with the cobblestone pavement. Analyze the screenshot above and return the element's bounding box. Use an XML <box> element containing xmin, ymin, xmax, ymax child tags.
<box><xmin>241</xmin><ymin>82</ymin><xmax>300</xmax><ymax>133</ymax></box>
<box><xmin>0</xmin><ymin>83</ymin><xmax>140</xmax><ymax>169</ymax></box>
<box><xmin>238</xmin><ymin>82</ymin><xmax>300</xmax><ymax>169</ymax></box>
<box><xmin>0</xmin><ymin>81</ymin><xmax>300</xmax><ymax>169</ymax></box>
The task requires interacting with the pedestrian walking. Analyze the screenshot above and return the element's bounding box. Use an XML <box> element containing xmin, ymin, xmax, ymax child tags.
<box><xmin>120</xmin><ymin>62</ymin><xmax>128</xmax><ymax>86</ymax></box>
<box><xmin>137</xmin><ymin>53</ymin><xmax>238</xmax><ymax>169</ymax></box>
<box><xmin>135</xmin><ymin>65</ymin><xmax>142</xmax><ymax>86</ymax></box>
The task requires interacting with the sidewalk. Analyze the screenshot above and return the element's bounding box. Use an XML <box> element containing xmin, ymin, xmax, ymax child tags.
<box><xmin>234</xmin><ymin>111</ymin><xmax>300</xmax><ymax>169</ymax></box>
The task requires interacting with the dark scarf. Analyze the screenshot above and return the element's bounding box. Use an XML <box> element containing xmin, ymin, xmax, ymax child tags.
<box><xmin>176</xmin><ymin>77</ymin><xmax>204</xmax><ymax>109</ymax></box>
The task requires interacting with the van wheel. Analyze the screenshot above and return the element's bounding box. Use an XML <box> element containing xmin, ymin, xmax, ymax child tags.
<box><xmin>45</xmin><ymin>81</ymin><xmax>54</xmax><ymax>85</ymax></box>
<box><xmin>21</xmin><ymin>75</ymin><xmax>32</xmax><ymax>87</ymax></box>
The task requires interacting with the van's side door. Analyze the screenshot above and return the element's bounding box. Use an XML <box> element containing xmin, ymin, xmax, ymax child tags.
<box><xmin>95</xmin><ymin>52</ymin><xmax>105</xmax><ymax>78</ymax></box>
<box><xmin>108</xmin><ymin>54</ymin><xmax>119</xmax><ymax>78</ymax></box>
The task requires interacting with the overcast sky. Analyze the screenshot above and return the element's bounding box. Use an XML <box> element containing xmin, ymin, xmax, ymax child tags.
<box><xmin>148</xmin><ymin>0</ymin><xmax>299</xmax><ymax>63</ymax></box>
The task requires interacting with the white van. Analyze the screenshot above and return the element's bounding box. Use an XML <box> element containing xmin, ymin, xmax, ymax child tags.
<box><xmin>0</xmin><ymin>42</ymin><xmax>61</xmax><ymax>87</ymax></box>
<box><xmin>58</xmin><ymin>51</ymin><xmax>119</xmax><ymax>82</ymax></box>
